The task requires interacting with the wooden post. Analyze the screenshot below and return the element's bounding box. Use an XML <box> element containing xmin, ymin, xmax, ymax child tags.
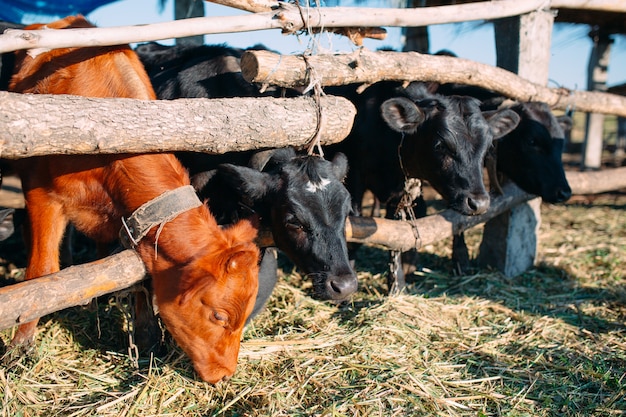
<box><xmin>616</xmin><ymin>116</ymin><xmax>626</xmax><ymax>166</ymax></box>
<box><xmin>478</xmin><ymin>10</ymin><xmax>554</xmax><ymax>277</ymax></box>
<box><xmin>402</xmin><ymin>0</ymin><xmax>429</xmax><ymax>53</ymax></box>
<box><xmin>582</xmin><ymin>28</ymin><xmax>613</xmax><ymax>170</ymax></box>
<box><xmin>175</xmin><ymin>0</ymin><xmax>205</xmax><ymax>45</ymax></box>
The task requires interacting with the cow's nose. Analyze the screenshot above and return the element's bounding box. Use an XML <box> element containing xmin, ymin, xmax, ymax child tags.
<box><xmin>466</xmin><ymin>193</ymin><xmax>490</xmax><ymax>215</ymax></box>
<box><xmin>327</xmin><ymin>273</ymin><xmax>358</xmax><ymax>300</ymax></box>
<box><xmin>555</xmin><ymin>187</ymin><xmax>572</xmax><ymax>203</ymax></box>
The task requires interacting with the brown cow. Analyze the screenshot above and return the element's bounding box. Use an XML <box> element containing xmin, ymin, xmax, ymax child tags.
<box><xmin>7</xmin><ymin>15</ymin><xmax>259</xmax><ymax>384</ymax></box>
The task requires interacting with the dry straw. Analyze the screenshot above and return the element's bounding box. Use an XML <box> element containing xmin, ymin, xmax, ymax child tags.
<box><xmin>1</xmin><ymin>193</ymin><xmax>625</xmax><ymax>416</ymax></box>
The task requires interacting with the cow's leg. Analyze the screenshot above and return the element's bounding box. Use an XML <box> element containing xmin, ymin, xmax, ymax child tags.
<box><xmin>452</xmin><ymin>232</ymin><xmax>471</xmax><ymax>274</ymax></box>
<box><xmin>247</xmin><ymin>247</ymin><xmax>278</xmax><ymax>323</ymax></box>
<box><xmin>11</xmin><ymin>189</ymin><xmax>67</xmax><ymax>347</ymax></box>
<box><xmin>133</xmin><ymin>281</ymin><xmax>163</xmax><ymax>356</ymax></box>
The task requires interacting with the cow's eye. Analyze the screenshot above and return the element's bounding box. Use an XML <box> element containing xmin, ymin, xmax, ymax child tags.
<box><xmin>212</xmin><ymin>310</ymin><xmax>229</xmax><ymax>326</ymax></box>
<box><xmin>285</xmin><ymin>214</ymin><xmax>304</xmax><ymax>232</ymax></box>
<box><xmin>434</xmin><ymin>138</ymin><xmax>455</xmax><ymax>156</ymax></box>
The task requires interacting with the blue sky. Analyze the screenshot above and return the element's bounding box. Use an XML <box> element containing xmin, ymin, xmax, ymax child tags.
<box><xmin>87</xmin><ymin>0</ymin><xmax>626</xmax><ymax>90</ymax></box>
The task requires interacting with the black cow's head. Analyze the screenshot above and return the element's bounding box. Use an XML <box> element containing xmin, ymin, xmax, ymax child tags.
<box><xmin>493</xmin><ymin>101</ymin><xmax>572</xmax><ymax>203</ymax></box>
<box><xmin>194</xmin><ymin>148</ymin><xmax>357</xmax><ymax>302</ymax></box>
<box><xmin>379</xmin><ymin>87</ymin><xmax>520</xmax><ymax>215</ymax></box>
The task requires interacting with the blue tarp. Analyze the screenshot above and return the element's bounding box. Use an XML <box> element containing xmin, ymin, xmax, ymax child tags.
<box><xmin>0</xmin><ymin>0</ymin><xmax>120</xmax><ymax>24</ymax></box>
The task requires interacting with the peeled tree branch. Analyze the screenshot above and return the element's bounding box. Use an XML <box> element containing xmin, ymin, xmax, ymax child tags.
<box><xmin>3</xmin><ymin>0</ymin><xmax>625</xmax><ymax>54</ymax></box>
<box><xmin>241</xmin><ymin>49</ymin><xmax>626</xmax><ymax>117</ymax></box>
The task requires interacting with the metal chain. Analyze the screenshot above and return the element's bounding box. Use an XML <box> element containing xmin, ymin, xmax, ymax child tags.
<box><xmin>113</xmin><ymin>284</ymin><xmax>150</xmax><ymax>369</ymax></box>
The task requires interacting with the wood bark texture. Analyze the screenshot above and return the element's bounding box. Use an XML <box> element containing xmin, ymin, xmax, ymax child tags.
<box><xmin>0</xmin><ymin>92</ymin><xmax>355</xmax><ymax>159</ymax></box>
<box><xmin>241</xmin><ymin>49</ymin><xmax>626</xmax><ymax>117</ymax></box>
<box><xmin>208</xmin><ymin>0</ymin><xmax>626</xmax><ymax>14</ymax></box>
<box><xmin>0</xmin><ymin>250</ymin><xmax>146</xmax><ymax>332</ymax></box>
<box><xmin>346</xmin><ymin>181</ymin><xmax>534</xmax><ymax>252</ymax></box>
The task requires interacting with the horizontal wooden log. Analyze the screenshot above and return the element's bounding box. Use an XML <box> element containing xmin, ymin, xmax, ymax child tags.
<box><xmin>0</xmin><ymin>166</ymin><xmax>623</xmax><ymax>328</ymax></box>
<box><xmin>0</xmin><ymin>1</ymin><xmax>550</xmax><ymax>54</ymax></box>
<box><xmin>241</xmin><ymin>49</ymin><xmax>626</xmax><ymax>118</ymax></box>
<box><xmin>211</xmin><ymin>0</ymin><xmax>626</xmax><ymax>14</ymax></box>
<box><xmin>207</xmin><ymin>0</ymin><xmax>277</xmax><ymax>13</ymax></box>
<box><xmin>0</xmin><ymin>92</ymin><xmax>355</xmax><ymax>159</ymax></box>
<box><xmin>0</xmin><ymin>183</ymin><xmax>531</xmax><ymax>330</ymax></box>
<box><xmin>3</xmin><ymin>0</ymin><xmax>624</xmax><ymax>54</ymax></box>
<box><xmin>0</xmin><ymin>250</ymin><xmax>146</xmax><ymax>332</ymax></box>
<box><xmin>345</xmin><ymin>182</ymin><xmax>534</xmax><ymax>252</ymax></box>
<box><xmin>551</xmin><ymin>0</ymin><xmax>626</xmax><ymax>13</ymax></box>
<box><xmin>566</xmin><ymin>166</ymin><xmax>626</xmax><ymax>195</ymax></box>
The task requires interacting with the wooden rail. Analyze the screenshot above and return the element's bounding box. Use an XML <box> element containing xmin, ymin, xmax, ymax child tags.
<box><xmin>1</xmin><ymin>166</ymin><xmax>624</xmax><ymax>331</ymax></box>
<box><xmin>1</xmin><ymin>1</ymin><xmax>624</xmax><ymax>54</ymax></box>
<box><xmin>0</xmin><ymin>93</ymin><xmax>355</xmax><ymax>159</ymax></box>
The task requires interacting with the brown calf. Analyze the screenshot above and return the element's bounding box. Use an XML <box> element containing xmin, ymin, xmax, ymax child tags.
<box><xmin>8</xmin><ymin>15</ymin><xmax>259</xmax><ymax>384</ymax></box>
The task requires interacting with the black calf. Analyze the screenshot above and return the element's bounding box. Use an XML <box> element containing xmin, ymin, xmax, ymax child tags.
<box><xmin>325</xmin><ymin>81</ymin><xmax>520</xmax><ymax>291</ymax></box>
<box><xmin>327</xmin><ymin>81</ymin><xmax>520</xmax><ymax>220</ymax></box>
<box><xmin>135</xmin><ymin>41</ymin><xmax>296</xmax><ymax>99</ymax></box>
<box><xmin>490</xmin><ymin>101</ymin><xmax>572</xmax><ymax>203</ymax></box>
<box><xmin>452</xmin><ymin>101</ymin><xmax>573</xmax><ymax>271</ymax></box>
<box><xmin>185</xmin><ymin>148</ymin><xmax>357</xmax><ymax>317</ymax></box>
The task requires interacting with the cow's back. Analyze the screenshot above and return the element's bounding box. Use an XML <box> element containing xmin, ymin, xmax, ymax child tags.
<box><xmin>10</xmin><ymin>17</ymin><xmax>154</xmax><ymax>100</ymax></box>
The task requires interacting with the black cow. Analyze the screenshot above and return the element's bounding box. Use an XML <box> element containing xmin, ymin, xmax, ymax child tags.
<box><xmin>451</xmin><ymin>101</ymin><xmax>573</xmax><ymax>270</ymax></box>
<box><xmin>325</xmin><ymin>81</ymin><xmax>520</xmax><ymax>290</ymax></box>
<box><xmin>135</xmin><ymin>41</ymin><xmax>296</xmax><ymax>99</ymax></box>
<box><xmin>135</xmin><ymin>42</ymin><xmax>357</xmax><ymax>314</ymax></box>
<box><xmin>184</xmin><ymin>148</ymin><xmax>356</xmax><ymax>318</ymax></box>
<box><xmin>326</xmin><ymin>81</ymin><xmax>520</xmax><ymax>219</ymax></box>
<box><xmin>488</xmin><ymin>101</ymin><xmax>572</xmax><ymax>203</ymax></box>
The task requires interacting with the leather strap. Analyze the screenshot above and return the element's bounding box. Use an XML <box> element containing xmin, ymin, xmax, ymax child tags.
<box><xmin>119</xmin><ymin>185</ymin><xmax>202</xmax><ymax>249</ymax></box>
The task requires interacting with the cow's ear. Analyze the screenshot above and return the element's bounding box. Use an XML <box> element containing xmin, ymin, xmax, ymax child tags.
<box><xmin>556</xmin><ymin>115</ymin><xmax>573</xmax><ymax>136</ymax></box>
<box><xmin>249</xmin><ymin>148</ymin><xmax>296</xmax><ymax>171</ymax></box>
<box><xmin>190</xmin><ymin>170</ymin><xmax>217</xmax><ymax>193</ymax></box>
<box><xmin>330</xmin><ymin>152</ymin><xmax>349</xmax><ymax>182</ymax></box>
<box><xmin>485</xmin><ymin>109</ymin><xmax>520</xmax><ymax>140</ymax></box>
<box><xmin>217</xmin><ymin>164</ymin><xmax>278</xmax><ymax>201</ymax></box>
<box><xmin>380</xmin><ymin>97</ymin><xmax>426</xmax><ymax>134</ymax></box>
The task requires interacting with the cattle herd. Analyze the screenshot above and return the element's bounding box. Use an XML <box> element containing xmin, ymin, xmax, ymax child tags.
<box><xmin>0</xmin><ymin>15</ymin><xmax>572</xmax><ymax>383</ymax></box>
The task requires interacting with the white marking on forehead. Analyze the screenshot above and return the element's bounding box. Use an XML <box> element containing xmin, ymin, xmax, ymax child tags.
<box><xmin>305</xmin><ymin>177</ymin><xmax>331</xmax><ymax>193</ymax></box>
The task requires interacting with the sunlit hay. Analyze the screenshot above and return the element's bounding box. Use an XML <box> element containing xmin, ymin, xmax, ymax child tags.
<box><xmin>1</xmin><ymin>195</ymin><xmax>625</xmax><ymax>416</ymax></box>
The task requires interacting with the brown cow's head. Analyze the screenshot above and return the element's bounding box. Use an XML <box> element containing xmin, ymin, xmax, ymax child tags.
<box><xmin>154</xmin><ymin>219</ymin><xmax>259</xmax><ymax>384</ymax></box>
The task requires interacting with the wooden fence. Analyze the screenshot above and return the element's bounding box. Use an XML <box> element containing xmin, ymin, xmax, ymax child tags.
<box><xmin>0</xmin><ymin>0</ymin><xmax>625</xmax><ymax>331</ymax></box>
